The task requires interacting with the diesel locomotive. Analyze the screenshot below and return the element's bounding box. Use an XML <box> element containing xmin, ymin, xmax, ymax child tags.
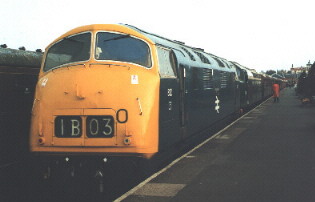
<box><xmin>29</xmin><ymin>24</ymin><xmax>283</xmax><ymax>181</ymax></box>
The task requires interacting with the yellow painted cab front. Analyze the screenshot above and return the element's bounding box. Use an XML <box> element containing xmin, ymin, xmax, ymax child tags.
<box><xmin>30</xmin><ymin>24</ymin><xmax>160</xmax><ymax>158</ymax></box>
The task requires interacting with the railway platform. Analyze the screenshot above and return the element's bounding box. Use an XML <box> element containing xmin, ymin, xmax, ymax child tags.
<box><xmin>118</xmin><ymin>88</ymin><xmax>315</xmax><ymax>202</ymax></box>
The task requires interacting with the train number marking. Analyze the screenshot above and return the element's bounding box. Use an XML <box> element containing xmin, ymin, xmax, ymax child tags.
<box><xmin>215</xmin><ymin>96</ymin><xmax>220</xmax><ymax>113</ymax></box>
<box><xmin>55</xmin><ymin>116</ymin><xmax>82</xmax><ymax>137</ymax></box>
<box><xmin>88</xmin><ymin>118</ymin><xmax>113</xmax><ymax>136</ymax></box>
<box><xmin>168</xmin><ymin>101</ymin><xmax>172</xmax><ymax>111</ymax></box>
<box><xmin>102</xmin><ymin>118</ymin><xmax>113</xmax><ymax>136</ymax></box>
<box><xmin>86</xmin><ymin>116</ymin><xmax>114</xmax><ymax>138</ymax></box>
<box><xmin>167</xmin><ymin>88</ymin><xmax>173</xmax><ymax>97</ymax></box>
<box><xmin>60</xmin><ymin>118</ymin><xmax>64</xmax><ymax>136</ymax></box>
<box><xmin>55</xmin><ymin>116</ymin><xmax>114</xmax><ymax>138</ymax></box>
<box><xmin>89</xmin><ymin>118</ymin><xmax>100</xmax><ymax>136</ymax></box>
<box><xmin>70</xmin><ymin>119</ymin><xmax>81</xmax><ymax>136</ymax></box>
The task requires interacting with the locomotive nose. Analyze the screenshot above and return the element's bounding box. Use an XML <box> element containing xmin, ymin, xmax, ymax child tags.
<box><xmin>34</xmin><ymin>65</ymin><xmax>152</xmax><ymax>148</ymax></box>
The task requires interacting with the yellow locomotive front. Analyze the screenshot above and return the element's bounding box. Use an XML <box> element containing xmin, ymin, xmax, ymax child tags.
<box><xmin>30</xmin><ymin>24</ymin><xmax>160</xmax><ymax>160</ymax></box>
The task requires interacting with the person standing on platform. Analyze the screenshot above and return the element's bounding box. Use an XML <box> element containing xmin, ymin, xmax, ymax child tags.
<box><xmin>272</xmin><ymin>83</ymin><xmax>280</xmax><ymax>103</ymax></box>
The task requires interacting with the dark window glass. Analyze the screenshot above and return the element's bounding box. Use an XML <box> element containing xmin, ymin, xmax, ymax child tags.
<box><xmin>236</xmin><ymin>68</ymin><xmax>243</xmax><ymax>81</ymax></box>
<box><xmin>234</xmin><ymin>63</ymin><xmax>246</xmax><ymax>81</ymax></box>
<box><xmin>95</xmin><ymin>32</ymin><xmax>151</xmax><ymax>67</ymax></box>
<box><xmin>157</xmin><ymin>47</ymin><xmax>177</xmax><ymax>78</ymax></box>
<box><xmin>44</xmin><ymin>33</ymin><xmax>91</xmax><ymax>71</ymax></box>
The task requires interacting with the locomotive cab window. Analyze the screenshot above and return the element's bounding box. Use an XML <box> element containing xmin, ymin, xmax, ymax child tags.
<box><xmin>95</xmin><ymin>32</ymin><xmax>152</xmax><ymax>68</ymax></box>
<box><xmin>157</xmin><ymin>47</ymin><xmax>177</xmax><ymax>78</ymax></box>
<box><xmin>44</xmin><ymin>32</ymin><xmax>91</xmax><ymax>72</ymax></box>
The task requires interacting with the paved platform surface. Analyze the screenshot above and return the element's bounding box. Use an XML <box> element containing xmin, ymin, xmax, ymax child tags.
<box><xmin>120</xmin><ymin>88</ymin><xmax>315</xmax><ymax>202</ymax></box>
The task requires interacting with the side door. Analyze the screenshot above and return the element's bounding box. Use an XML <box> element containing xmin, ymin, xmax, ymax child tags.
<box><xmin>157</xmin><ymin>46</ymin><xmax>181</xmax><ymax>149</ymax></box>
<box><xmin>179</xmin><ymin>64</ymin><xmax>188</xmax><ymax>138</ymax></box>
<box><xmin>233</xmin><ymin>72</ymin><xmax>241</xmax><ymax>113</ymax></box>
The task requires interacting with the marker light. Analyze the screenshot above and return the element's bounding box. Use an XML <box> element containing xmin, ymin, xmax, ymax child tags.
<box><xmin>124</xmin><ymin>137</ymin><xmax>132</xmax><ymax>145</ymax></box>
<box><xmin>38</xmin><ymin>137</ymin><xmax>45</xmax><ymax>145</ymax></box>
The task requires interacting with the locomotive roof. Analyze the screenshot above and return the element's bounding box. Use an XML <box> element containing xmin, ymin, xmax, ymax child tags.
<box><xmin>123</xmin><ymin>24</ymin><xmax>235</xmax><ymax>72</ymax></box>
<box><xmin>46</xmin><ymin>24</ymin><xmax>237</xmax><ymax>73</ymax></box>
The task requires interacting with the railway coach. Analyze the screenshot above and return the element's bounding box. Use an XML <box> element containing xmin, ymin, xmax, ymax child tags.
<box><xmin>0</xmin><ymin>47</ymin><xmax>42</xmax><ymax>163</ymax></box>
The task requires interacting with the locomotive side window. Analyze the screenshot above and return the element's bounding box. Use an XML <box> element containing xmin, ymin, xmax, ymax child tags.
<box><xmin>157</xmin><ymin>47</ymin><xmax>176</xmax><ymax>78</ymax></box>
<box><xmin>239</xmin><ymin>69</ymin><xmax>245</xmax><ymax>82</ymax></box>
<box><xmin>95</xmin><ymin>32</ymin><xmax>152</xmax><ymax>68</ymax></box>
<box><xmin>44</xmin><ymin>33</ymin><xmax>91</xmax><ymax>72</ymax></box>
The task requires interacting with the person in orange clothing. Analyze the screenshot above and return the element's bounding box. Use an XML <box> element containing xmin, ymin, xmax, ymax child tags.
<box><xmin>272</xmin><ymin>83</ymin><xmax>280</xmax><ymax>103</ymax></box>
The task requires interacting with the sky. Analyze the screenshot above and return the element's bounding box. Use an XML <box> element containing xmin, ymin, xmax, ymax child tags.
<box><xmin>1</xmin><ymin>0</ymin><xmax>314</xmax><ymax>72</ymax></box>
